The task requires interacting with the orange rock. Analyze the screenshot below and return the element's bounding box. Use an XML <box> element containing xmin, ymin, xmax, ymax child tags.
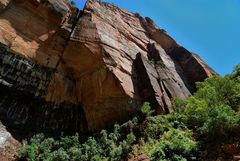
<box><xmin>0</xmin><ymin>0</ymin><xmax>216</xmax><ymax>132</ymax></box>
<box><xmin>223</xmin><ymin>144</ymin><xmax>240</xmax><ymax>155</ymax></box>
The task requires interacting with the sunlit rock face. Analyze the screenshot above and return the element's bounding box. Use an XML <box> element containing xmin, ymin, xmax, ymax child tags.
<box><xmin>0</xmin><ymin>0</ymin><xmax>216</xmax><ymax>132</ymax></box>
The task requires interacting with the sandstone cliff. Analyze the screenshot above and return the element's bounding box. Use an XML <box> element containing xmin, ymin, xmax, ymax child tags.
<box><xmin>0</xmin><ymin>0</ymin><xmax>216</xmax><ymax>133</ymax></box>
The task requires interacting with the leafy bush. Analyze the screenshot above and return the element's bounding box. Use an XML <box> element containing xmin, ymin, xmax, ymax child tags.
<box><xmin>173</xmin><ymin>98</ymin><xmax>187</xmax><ymax>111</ymax></box>
<box><xmin>142</xmin><ymin>129</ymin><xmax>198</xmax><ymax>161</ymax></box>
<box><xmin>138</xmin><ymin>111</ymin><xmax>196</xmax><ymax>160</ymax></box>
<box><xmin>232</xmin><ymin>64</ymin><xmax>240</xmax><ymax>77</ymax></box>
<box><xmin>141</xmin><ymin>112</ymin><xmax>187</xmax><ymax>140</ymax></box>
<box><xmin>141</xmin><ymin>102</ymin><xmax>155</xmax><ymax>118</ymax></box>
<box><xmin>183</xmin><ymin>73</ymin><xmax>240</xmax><ymax>138</ymax></box>
<box><xmin>184</xmin><ymin>99</ymin><xmax>239</xmax><ymax>138</ymax></box>
<box><xmin>195</xmin><ymin>75</ymin><xmax>240</xmax><ymax>111</ymax></box>
<box><xmin>17</xmin><ymin>65</ymin><xmax>240</xmax><ymax>161</ymax></box>
<box><xmin>18</xmin><ymin>126</ymin><xmax>136</xmax><ymax>161</ymax></box>
<box><xmin>183</xmin><ymin>97</ymin><xmax>209</xmax><ymax>130</ymax></box>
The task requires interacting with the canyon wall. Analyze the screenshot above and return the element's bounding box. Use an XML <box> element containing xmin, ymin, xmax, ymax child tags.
<box><xmin>0</xmin><ymin>0</ymin><xmax>216</xmax><ymax>132</ymax></box>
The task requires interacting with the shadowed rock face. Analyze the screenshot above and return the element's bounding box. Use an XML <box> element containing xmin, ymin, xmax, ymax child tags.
<box><xmin>0</xmin><ymin>0</ymin><xmax>216</xmax><ymax>132</ymax></box>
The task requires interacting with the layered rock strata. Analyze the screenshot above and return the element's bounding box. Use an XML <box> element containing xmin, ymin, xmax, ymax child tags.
<box><xmin>0</xmin><ymin>0</ymin><xmax>216</xmax><ymax>132</ymax></box>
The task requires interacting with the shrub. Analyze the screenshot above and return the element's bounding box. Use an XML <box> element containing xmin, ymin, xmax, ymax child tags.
<box><xmin>173</xmin><ymin>98</ymin><xmax>187</xmax><ymax>111</ymax></box>
<box><xmin>199</xmin><ymin>104</ymin><xmax>239</xmax><ymax>138</ymax></box>
<box><xmin>141</xmin><ymin>102</ymin><xmax>154</xmax><ymax>118</ymax></box>
<box><xmin>143</xmin><ymin>129</ymin><xmax>198</xmax><ymax>161</ymax></box>
<box><xmin>49</xmin><ymin>148</ymin><xmax>70</xmax><ymax>161</ymax></box>
<box><xmin>141</xmin><ymin>112</ymin><xmax>187</xmax><ymax>140</ymax></box>
<box><xmin>195</xmin><ymin>75</ymin><xmax>240</xmax><ymax>111</ymax></box>
<box><xmin>183</xmin><ymin>97</ymin><xmax>239</xmax><ymax>138</ymax></box>
<box><xmin>183</xmin><ymin>74</ymin><xmax>240</xmax><ymax>138</ymax></box>
<box><xmin>183</xmin><ymin>97</ymin><xmax>209</xmax><ymax>130</ymax></box>
<box><xmin>17</xmin><ymin>124</ymin><xmax>136</xmax><ymax>161</ymax></box>
<box><xmin>17</xmin><ymin>65</ymin><xmax>240</xmax><ymax>161</ymax></box>
<box><xmin>232</xmin><ymin>64</ymin><xmax>240</xmax><ymax>77</ymax></box>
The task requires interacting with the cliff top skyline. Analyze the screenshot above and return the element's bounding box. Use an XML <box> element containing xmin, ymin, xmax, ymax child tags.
<box><xmin>76</xmin><ymin>0</ymin><xmax>240</xmax><ymax>76</ymax></box>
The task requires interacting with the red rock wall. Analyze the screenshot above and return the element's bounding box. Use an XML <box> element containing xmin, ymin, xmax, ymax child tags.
<box><xmin>0</xmin><ymin>0</ymin><xmax>216</xmax><ymax>132</ymax></box>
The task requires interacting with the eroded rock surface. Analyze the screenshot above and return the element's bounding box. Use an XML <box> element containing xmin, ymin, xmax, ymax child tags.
<box><xmin>0</xmin><ymin>0</ymin><xmax>216</xmax><ymax>132</ymax></box>
<box><xmin>0</xmin><ymin>121</ymin><xmax>19</xmax><ymax>161</ymax></box>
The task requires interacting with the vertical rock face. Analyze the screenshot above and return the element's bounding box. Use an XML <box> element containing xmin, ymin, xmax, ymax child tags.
<box><xmin>0</xmin><ymin>0</ymin><xmax>216</xmax><ymax>132</ymax></box>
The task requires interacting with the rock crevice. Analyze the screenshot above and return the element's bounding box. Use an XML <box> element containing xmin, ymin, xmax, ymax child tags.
<box><xmin>0</xmin><ymin>0</ymin><xmax>216</xmax><ymax>132</ymax></box>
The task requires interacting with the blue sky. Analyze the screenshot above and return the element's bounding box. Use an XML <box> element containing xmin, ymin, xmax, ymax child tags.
<box><xmin>76</xmin><ymin>0</ymin><xmax>240</xmax><ymax>76</ymax></box>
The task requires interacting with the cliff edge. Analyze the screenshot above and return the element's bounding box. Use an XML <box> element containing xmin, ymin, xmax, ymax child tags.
<box><xmin>0</xmin><ymin>0</ymin><xmax>216</xmax><ymax>133</ymax></box>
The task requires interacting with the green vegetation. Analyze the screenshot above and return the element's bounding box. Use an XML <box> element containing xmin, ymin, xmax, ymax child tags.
<box><xmin>17</xmin><ymin>65</ymin><xmax>240</xmax><ymax>161</ymax></box>
<box><xmin>142</xmin><ymin>129</ymin><xmax>198</xmax><ymax>161</ymax></box>
<box><xmin>137</xmin><ymin>110</ymin><xmax>198</xmax><ymax>161</ymax></box>
<box><xmin>140</xmin><ymin>102</ymin><xmax>155</xmax><ymax>118</ymax></box>
<box><xmin>18</xmin><ymin>126</ymin><xmax>136</xmax><ymax>161</ymax></box>
<box><xmin>150</xmin><ymin>59</ymin><xmax>165</xmax><ymax>67</ymax></box>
